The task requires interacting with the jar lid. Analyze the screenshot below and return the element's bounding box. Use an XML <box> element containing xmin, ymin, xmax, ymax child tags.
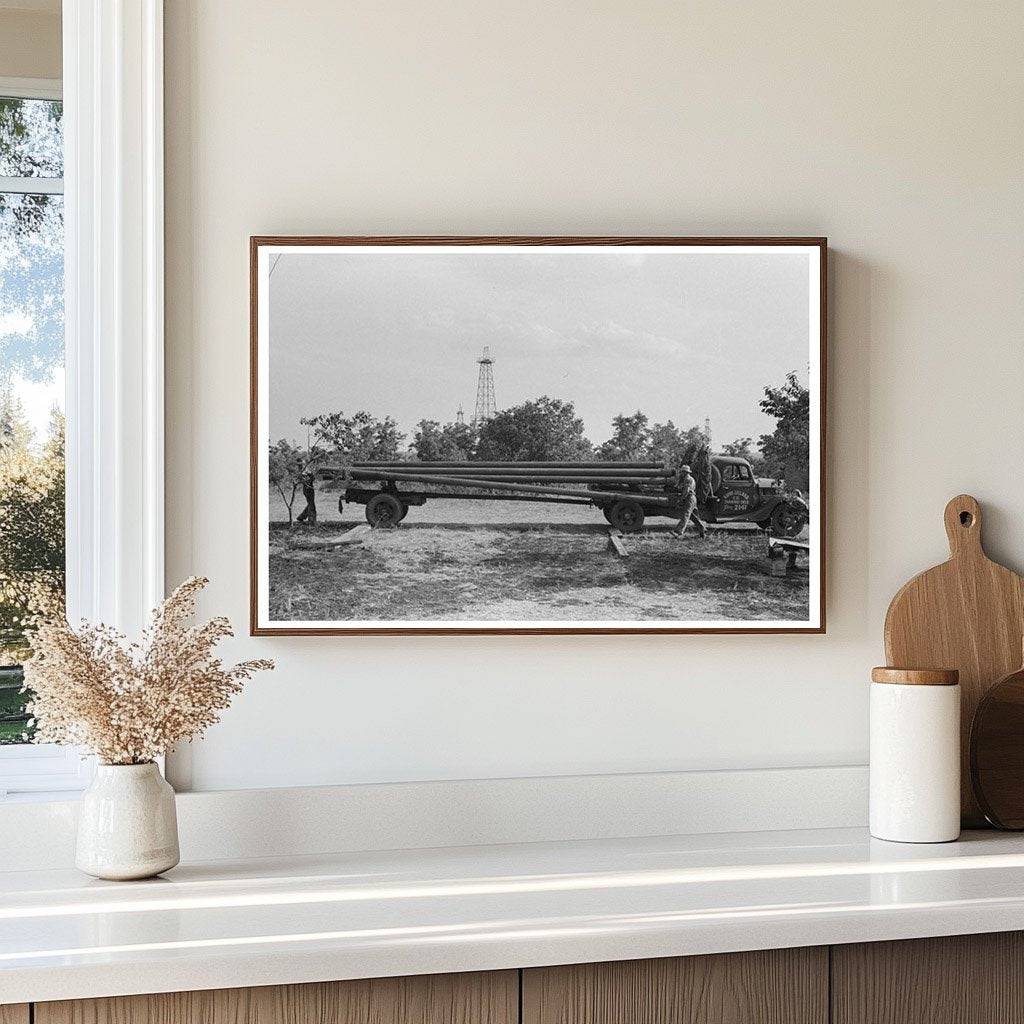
<box><xmin>871</xmin><ymin>667</ymin><xmax>959</xmax><ymax>686</ymax></box>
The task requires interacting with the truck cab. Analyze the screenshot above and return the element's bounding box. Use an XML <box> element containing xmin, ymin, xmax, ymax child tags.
<box><xmin>711</xmin><ymin>455</ymin><xmax>760</xmax><ymax>515</ymax></box>
<box><xmin>703</xmin><ymin>454</ymin><xmax>808</xmax><ymax>538</ymax></box>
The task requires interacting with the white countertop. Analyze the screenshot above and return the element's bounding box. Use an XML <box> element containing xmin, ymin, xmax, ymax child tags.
<box><xmin>4</xmin><ymin>826</ymin><xmax>1024</xmax><ymax>1004</ymax></box>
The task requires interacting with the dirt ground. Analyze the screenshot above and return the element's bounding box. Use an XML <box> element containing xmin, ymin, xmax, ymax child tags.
<box><xmin>267</xmin><ymin>496</ymin><xmax>810</xmax><ymax>623</ymax></box>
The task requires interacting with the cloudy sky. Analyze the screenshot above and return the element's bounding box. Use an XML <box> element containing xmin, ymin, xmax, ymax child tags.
<box><xmin>268</xmin><ymin>247</ymin><xmax>811</xmax><ymax>449</ymax></box>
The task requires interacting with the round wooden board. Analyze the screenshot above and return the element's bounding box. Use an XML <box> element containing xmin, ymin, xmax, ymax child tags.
<box><xmin>970</xmin><ymin>664</ymin><xmax>1024</xmax><ymax>829</ymax></box>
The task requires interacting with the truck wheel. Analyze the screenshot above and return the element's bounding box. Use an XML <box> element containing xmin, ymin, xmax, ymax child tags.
<box><xmin>608</xmin><ymin>499</ymin><xmax>645</xmax><ymax>534</ymax></box>
<box><xmin>366</xmin><ymin>493</ymin><xmax>403</xmax><ymax>528</ymax></box>
<box><xmin>770</xmin><ymin>502</ymin><xmax>806</xmax><ymax>539</ymax></box>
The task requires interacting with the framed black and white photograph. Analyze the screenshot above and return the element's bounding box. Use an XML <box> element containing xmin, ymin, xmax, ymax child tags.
<box><xmin>250</xmin><ymin>237</ymin><xmax>826</xmax><ymax>635</ymax></box>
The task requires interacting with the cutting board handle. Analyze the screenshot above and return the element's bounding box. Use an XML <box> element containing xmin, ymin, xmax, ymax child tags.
<box><xmin>944</xmin><ymin>494</ymin><xmax>983</xmax><ymax>559</ymax></box>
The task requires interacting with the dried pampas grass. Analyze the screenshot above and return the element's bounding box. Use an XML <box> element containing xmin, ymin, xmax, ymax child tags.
<box><xmin>23</xmin><ymin>576</ymin><xmax>273</xmax><ymax>765</ymax></box>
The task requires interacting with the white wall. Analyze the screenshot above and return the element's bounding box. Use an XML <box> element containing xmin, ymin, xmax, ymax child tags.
<box><xmin>164</xmin><ymin>0</ymin><xmax>1024</xmax><ymax>792</ymax></box>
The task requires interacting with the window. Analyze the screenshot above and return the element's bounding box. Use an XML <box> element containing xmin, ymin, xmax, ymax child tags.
<box><xmin>1</xmin><ymin>7</ymin><xmax>166</xmax><ymax>797</ymax></box>
<box><xmin>720</xmin><ymin>463</ymin><xmax>752</xmax><ymax>483</ymax></box>
<box><xmin>0</xmin><ymin>82</ymin><xmax>82</xmax><ymax>796</ymax></box>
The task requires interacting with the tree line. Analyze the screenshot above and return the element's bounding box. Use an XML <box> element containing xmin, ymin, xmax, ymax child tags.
<box><xmin>0</xmin><ymin>394</ymin><xmax>65</xmax><ymax>742</ymax></box>
<box><xmin>270</xmin><ymin>372</ymin><xmax>810</xmax><ymax>523</ymax></box>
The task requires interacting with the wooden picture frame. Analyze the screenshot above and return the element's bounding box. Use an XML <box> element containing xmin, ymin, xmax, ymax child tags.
<box><xmin>251</xmin><ymin>236</ymin><xmax>827</xmax><ymax>635</ymax></box>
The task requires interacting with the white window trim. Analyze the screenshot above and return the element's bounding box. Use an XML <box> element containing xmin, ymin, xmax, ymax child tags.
<box><xmin>64</xmin><ymin>0</ymin><xmax>164</xmax><ymax>636</ymax></box>
<box><xmin>0</xmin><ymin>175</ymin><xmax>63</xmax><ymax>195</ymax></box>
<box><xmin>0</xmin><ymin>745</ymin><xmax>93</xmax><ymax>799</ymax></box>
<box><xmin>0</xmin><ymin>2</ymin><xmax>165</xmax><ymax>798</ymax></box>
<box><xmin>0</xmin><ymin>78</ymin><xmax>64</xmax><ymax>196</ymax></box>
<box><xmin>0</xmin><ymin>76</ymin><xmax>61</xmax><ymax>101</ymax></box>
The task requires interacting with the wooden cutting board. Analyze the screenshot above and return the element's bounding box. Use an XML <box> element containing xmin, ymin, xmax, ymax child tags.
<box><xmin>970</xmin><ymin>653</ymin><xmax>1024</xmax><ymax>829</ymax></box>
<box><xmin>884</xmin><ymin>494</ymin><xmax>1024</xmax><ymax>826</ymax></box>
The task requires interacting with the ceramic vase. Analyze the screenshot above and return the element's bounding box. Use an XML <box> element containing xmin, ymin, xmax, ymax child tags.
<box><xmin>76</xmin><ymin>762</ymin><xmax>180</xmax><ymax>880</ymax></box>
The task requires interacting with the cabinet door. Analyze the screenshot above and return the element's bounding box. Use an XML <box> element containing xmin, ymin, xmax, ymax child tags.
<box><xmin>523</xmin><ymin>948</ymin><xmax>828</xmax><ymax>1024</ymax></box>
<box><xmin>36</xmin><ymin>970</ymin><xmax>517</xmax><ymax>1024</ymax></box>
<box><xmin>0</xmin><ymin>1006</ymin><xmax>29</xmax><ymax>1024</ymax></box>
<box><xmin>832</xmin><ymin>932</ymin><xmax>1024</xmax><ymax>1024</ymax></box>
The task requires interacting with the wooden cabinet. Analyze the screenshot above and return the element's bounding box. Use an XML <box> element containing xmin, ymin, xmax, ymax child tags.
<box><xmin>832</xmin><ymin>932</ymin><xmax>1024</xmax><ymax>1024</ymax></box>
<box><xmin>23</xmin><ymin>932</ymin><xmax>1024</xmax><ymax>1024</ymax></box>
<box><xmin>522</xmin><ymin>948</ymin><xmax>828</xmax><ymax>1024</ymax></box>
<box><xmin>34</xmin><ymin>971</ymin><xmax>517</xmax><ymax>1024</ymax></box>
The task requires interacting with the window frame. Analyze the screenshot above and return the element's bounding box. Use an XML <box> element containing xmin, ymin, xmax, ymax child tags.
<box><xmin>0</xmin><ymin>0</ymin><xmax>165</xmax><ymax>799</ymax></box>
<box><xmin>0</xmin><ymin>77</ymin><xmax>61</xmax><ymax>102</ymax></box>
<box><xmin>0</xmin><ymin>77</ymin><xmax>64</xmax><ymax>195</ymax></box>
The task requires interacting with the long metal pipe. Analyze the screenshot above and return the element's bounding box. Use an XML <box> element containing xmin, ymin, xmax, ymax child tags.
<box><xmin>457</xmin><ymin>475</ymin><xmax>669</xmax><ymax>484</ymax></box>
<box><xmin>407</xmin><ymin>492</ymin><xmax>595</xmax><ymax>507</ymax></box>
<box><xmin>346</xmin><ymin>467</ymin><xmax>673</xmax><ymax>480</ymax></box>
<box><xmin>350</xmin><ymin>472</ymin><xmax>670</xmax><ymax>486</ymax></box>
<box><xmin>349</xmin><ymin>463</ymin><xmax>671</xmax><ymax>472</ymax></box>
<box><xmin>346</xmin><ymin>460</ymin><xmax>672</xmax><ymax>470</ymax></box>
<box><xmin>346</xmin><ymin>468</ymin><xmax>677</xmax><ymax>507</ymax></box>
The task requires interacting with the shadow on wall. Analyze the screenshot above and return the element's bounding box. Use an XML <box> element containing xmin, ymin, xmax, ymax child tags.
<box><xmin>827</xmin><ymin>249</ymin><xmax>874</xmax><ymax>635</ymax></box>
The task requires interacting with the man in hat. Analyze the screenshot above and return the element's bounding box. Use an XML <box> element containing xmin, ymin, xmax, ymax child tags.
<box><xmin>671</xmin><ymin>466</ymin><xmax>707</xmax><ymax>539</ymax></box>
<box><xmin>295</xmin><ymin>469</ymin><xmax>317</xmax><ymax>524</ymax></box>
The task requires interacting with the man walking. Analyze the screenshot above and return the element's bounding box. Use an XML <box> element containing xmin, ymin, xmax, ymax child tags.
<box><xmin>295</xmin><ymin>470</ymin><xmax>317</xmax><ymax>524</ymax></box>
<box><xmin>672</xmin><ymin>467</ymin><xmax>707</xmax><ymax>539</ymax></box>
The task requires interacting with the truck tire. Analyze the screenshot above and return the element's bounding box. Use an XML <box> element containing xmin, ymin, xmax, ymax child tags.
<box><xmin>608</xmin><ymin>499</ymin><xmax>645</xmax><ymax>534</ymax></box>
<box><xmin>365</xmin><ymin>493</ymin><xmax>403</xmax><ymax>528</ymax></box>
<box><xmin>769</xmin><ymin>501</ymin><xmax>806</xmax><ymax>539</ymax></box>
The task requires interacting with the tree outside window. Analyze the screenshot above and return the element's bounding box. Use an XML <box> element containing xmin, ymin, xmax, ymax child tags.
<box><xmin>0</xmin><ymin>95</ymin><xmax>65</xmax><ymax>744</ymax></box>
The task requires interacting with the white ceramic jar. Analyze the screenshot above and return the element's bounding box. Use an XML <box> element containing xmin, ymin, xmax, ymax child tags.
<box><xmin>869</xmin><ymin>667</ymin><xmax>960</xmax><ymax>843</ymax></box>
<box><xmin>76</xmin><ymin>762</ymin><xmax>180</xmax><ymax>880</ymax></box>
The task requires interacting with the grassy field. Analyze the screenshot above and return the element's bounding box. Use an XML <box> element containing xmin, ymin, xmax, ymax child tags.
<box><xmin>0</xmin><ymin>678</ymin><xmax>31</xmax><ymax>745</ymax></box>
<box><xmin>268</xmin><ymin>512</ymin><xmax>809</xmax><ymax>623</ymax></box>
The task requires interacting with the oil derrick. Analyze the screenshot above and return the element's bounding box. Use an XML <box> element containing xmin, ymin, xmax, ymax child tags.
<box><xmin>472</xmin><ymin>347</ymin><xmax>496</xmax><ymax>426</ymax></box>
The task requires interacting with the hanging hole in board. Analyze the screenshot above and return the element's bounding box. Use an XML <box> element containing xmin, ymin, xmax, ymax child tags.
<box><xmin>960</xmin><ymin>511</ymin><xmax>974</xmax><ymax>527</ymax></box>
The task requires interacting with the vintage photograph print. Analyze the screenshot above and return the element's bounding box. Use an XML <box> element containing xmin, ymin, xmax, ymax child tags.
<box><xmin>251</xmin><ymin>238</ymin><xmax>825</xmax><ymax>634</ymax></box>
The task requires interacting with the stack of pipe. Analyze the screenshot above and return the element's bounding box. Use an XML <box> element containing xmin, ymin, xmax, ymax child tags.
<box><xmin>325</xmin><ymin>460</ymin><xmax>687</xmax><ymax>507</ymax></box>
<box><xmin>350</xmin><ymin>461</ymin><xmax>675</xmax><ymax>483</ymax></box>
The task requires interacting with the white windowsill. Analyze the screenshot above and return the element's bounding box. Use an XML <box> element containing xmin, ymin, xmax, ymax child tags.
<box><xmin>0</xmin><ymin>744</ymin><xmax>94</xmax><ymax>799</ymax></box>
